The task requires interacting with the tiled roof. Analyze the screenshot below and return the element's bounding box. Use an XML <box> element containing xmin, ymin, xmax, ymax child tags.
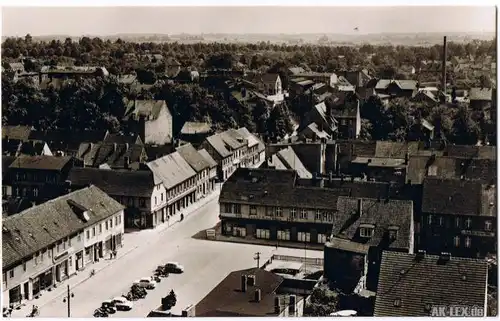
<box><xmin>444</xmin><ymin>145</ymin><xmax>496</xmax><ymax>160</ymax></box>
<box><xmin>9</xmin><ymin>155</ymin><xmax>73</xmax><ymax>171</ymax></box>
<box><xmin>205</xmin><ymin>134</ymin><xmax>232</xmax><ymax>158</ymax></box>
<box><xmin>198</xmin><ymin>149</ymin><xmax>218</xmax><ymax>168</ymax></box>
<box><xmin>331</xmin><ymin>197</ymin><xmax>413</xmax><ymax>251</ymax></box>
<box><xmin>195</xmin><ymin>267</ymin><xmax>284</xmax><ymax>317</ymax></box>
<box><xmin>176</xmin><ymin>143</ymin><xmax>210</xmax><ymax>173</ymax></box>
<box><xmin>376</xmin><ymin>79</ymin><xmax>417</xmax><ymax>91</ymax></box>
<box><xmin>374</xmin><ymin>251</ymin><xmax>488</xmax><ymax>316</ymax></box>
<box><xmin>275</xmin><ymin>147</ymin><xmax>312</xmax><ymax>179</ymax></box>
<box><xmin>146</xmin><ymin>151</ymin><xmax>196</xmax><ymax>189</ymax></box>
<box><xmin>77</xmin><ymin>142</ymin><xmax>146</xmax><ymax>169</ymax></box>
<box><xmin>337</xmin><ymin>140</ymin><xmax>377</xmax><ymax>158</ymax></box>
<box><xmin>422</xmin><ymin>177</ymin><xmax>495</xmax><ymax>216</ymax></box>
<box><xmin>221</xmin><ymin>129</ymin><xmax>246</xmax><ymax>150</ymax></box>
<box><xmin>288</xmin><ymin>67</ymin><xmax>306</xmax><ymax>75</ymax></box>
<box><xmin>103</xmin><ymin>133</ymin><xmax>142</xmax><ymax>145</ymax></box>
<box><xmin>2</xmin><ymin>185</ymin><xmax>124</xmax><ymax>269</ymax></box>
<box><xmin>469</xmin><ymin>87</ymin><xmax>492</xmax><ymax>101</ymax></box>
<box><xmin>236</xmin><ymin>127</ymin><xmax>261</xmax><ymax>148</ymax></box>
<box><xmin>180</xmin><ymin>122</ymin><xmax>212</xmax><ymax>135</ymax></box>
<box><xmin>2</xmin><ymin>125</ymin><xmax>32</xmax><ymax>141</ymax></box>
<box><xmin>375</xmin><ymin>141</ymin><xmax>421</xmax><ymax>158</ymax></box>
<box><xmin>124</xmin><ymin>100</ymin><xmax>167</xmax><ymax>121</ymax></box>
<box><xmin>68</xmin><ymin>168</ymin><xmax>154</xmax><ymax>198</ymax></box>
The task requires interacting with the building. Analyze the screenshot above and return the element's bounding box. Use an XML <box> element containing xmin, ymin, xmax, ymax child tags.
<box><xmin>236</xmin><ymin>127</ymin><xmax>264</xmax><ymax>167</ymax></box>
<box><xmin>374</xmin><ymin>251</ymin><xmax>488</xmax><ymax>317</ymax></box>
<box><xmin>297</xmin><ymin>123</ymin><xmax>331</xmax><ymax>142</ymax></box>
<box><xmin>301</xmin><ymin>101</ymin><xmax>338</xmax><ymax>137</ymax></box>
<box><xmin>146</xmin><ymin>152</ymin><xmax>197</xmax><ymax>217</ymax></box>
<box><xmin>2</xmin><ymin>125</ymin><xmax>33</xmax><ymax>142</ymax></box>
<box><xmin>7</xmin><ymin>156</ymin><xmax>80</xmax><ymax>205</ymax></box>
<box><xmin>201</xmin><ymin>133</ymin><xmax>234</xmax><ymax>181</ymax></box>
<box><xmin>198</xmin><ymin>149</ymin><xmax>218</xmax><ymax>195</ymax></box>
<box><xmin>179</xmin><ymin>122</ymin><xmax>213</xmax><ymax>146</ymax></box>
<box><xmin>374</xmin><ymin>79</ymin><xmax>418</xmax><ymax>98</ymax></box>
<box><xmin>243</xmin><ymin>73</ymin><xmax>283</xmax><ymax>97</ymax></box>
<box><xmin>293</xmin><ymin>72</ymin><xmax>338</xmax><ymax>88</ymax></box>
<box><xmin>327</xmin><ymin>93</ymin><xmax>361</xmax><ymax>139</ymax></box>
<box><xmin>67</xmin><ymin>168</ymin><xmax>166</xmax><ymax>229</ymax></box>
<box><xmin>27</xmin><ymin>129</ymin><xmax>108</xmax><ymax>157</ymax></box>
<box><xmin>263</xmin><ymin>146</ymin><xmax>312</xmax><ymax>179</ymax></box>
<box><xmin>324</xmin><ymin>197</ymin><xmax>414</xmax><ymax>293</ymax></box>
<box><xmin>419</xmin><ymin>177</ymin><xmax>496</xmax><ymax>259</ymax></box>
<box><xmin>176</xmin><ymin>143</ymin><xmax>214</xmax><ymax>200</ymax></box>
<box><xmin>76</xmin><ymin>142</ymin><xmax>148</xmax><ymax>170</ymax></box>
<box><xmin>123</xmin><ymin>100</ymin><xmax>173</xmax><ymax>145</ymax></box>
<box><xmin>2</xmin><ymin>186</ymin><xmax>125</xmax><ymax>308</ymax></box>
<box><xmin>194</xmin><ymin>268</ymin><xmax>304</xmax><ymax>317</ymax></box>
<box><xmin>469</xmin><ymin>87</ymin><xmax>493</xmax><ymax>113</ymax></box>
<box><xmin>2</xmin><ymin>139</ymin><xmax>52</xmax><ymax>157</ymax></box>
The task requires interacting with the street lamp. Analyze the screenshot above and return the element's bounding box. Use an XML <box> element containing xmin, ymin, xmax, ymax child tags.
<box><xmin>62</xmin><ymin>285</ymin><xmax>75</xmax><ymax>318</ymax></box>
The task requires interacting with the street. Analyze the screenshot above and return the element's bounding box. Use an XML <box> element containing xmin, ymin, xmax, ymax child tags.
<box><xmin>25</xmin><ymin>193</ymin><xmax>322</xmax><ymax>318</ymax></box>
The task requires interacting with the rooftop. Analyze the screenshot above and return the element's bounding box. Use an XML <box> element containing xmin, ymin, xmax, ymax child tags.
<box><xmin>176</xmin><ymin>143</ymin><xmax>211</xmax><ymax>173</ymax></box>
<box><xmin>9</xmin><ymin>155</ymin><xmax>73</xmax><ymax>171</ymax></box>
<box><xmin>374</xmin><ymin>251</ymin><xmax>488</xmax><ymax>316</ymax></box>
<box><xmin>147</xmin><ymin>151</ymin><xmax>196</xmax><ymax>190</ymax></box>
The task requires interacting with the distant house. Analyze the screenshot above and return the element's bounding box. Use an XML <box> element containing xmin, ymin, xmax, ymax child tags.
<box><xmin>27</xmin><ymin>129</ymin><xmax>108</xmax><ymax>157</ymax></box>
<box><xmin>176</xmin><ymin>143</ymin><xmax>215</xmax><ymax>200</ymax></box>
<box><xmin>468</xmin><ymin>87</ymin><xmax>493</xmax><ymax>112</ymax></box>
<box><xmin>327</xmin><ymin>93</ymin><xmax>361</xmax><ymax>139</ymax></box>
<box><xmin>76</xmin><ymin>142</ymin><xmax>148</xmax><ymax>170</ymax></box>
<box><xmin>343</xmin><ymin>69</ymin><xmax>373</xmax><ymax>88</ymax></box>
<box><xmin>8</xmin><ymin>62</ymin><xmax>25</xmax><ymax>74</ymax></box>
<box><xmin>263</xmin><ymin>146</ymin><xmax>313</xmax><ymax>179</ymax></box>
<box><xmin>324</xmin><ymin>197</ymin><xmax>414</xmax><ymax>293</ymax></box>
<box><xmin>375</xmin><ymin>79</ymin><xmax>418</xmax><ymax>98</ymax></box>
<box><xmin>179</xmin><ymin>122</ymin><xmax>213</xmax><ymax>146</ymax></box>
<box><xmin>288</xmin><ymin>66</ymin><xmax>306</xmax><ymax>76</ymax></box>
<box><xmin>243</xmin><ymin>73</ymin><xmax>283</xmax><ymax>97</ymax></box>
<box><xmin>294</xmin><ymin>72</ymin><xmax>338</xmax><ymax>88</ymax></box>
<box><xmin>297</xmin><ymin>122</ymin><xmax>331</xmax><ymax>142</ymax></box>
<box><xmin>2</xmin><ymin>140</ymin><xmax>52</xmax><ymax>157</ymax></box>
<box><xmin>2</xmin><ymin>125</ymin><xmax>33</xmax><ymax>142</ymax></box>
<box><xmin>412</xmin><ymin>90</ymin><xmax>439</xmax><ymax>105</ymax></box>
<box><xmin>301</xmin><ymin>101</ymin><xmax>338</xmax><ymax>137</ymax></box>
<box><xmin>374</xmin><ymin>251</ymin><xmax>488</xmax><ymax>316</ymax></box>
<box><xmin>165</xmin><ymin>58</ymin><xmax>182</xmax><ymax>78</ymax></box>
<box><xmin>123</xmin><ymin>100</ymin><xmax>173</xmax><ymax>145</ymax></box>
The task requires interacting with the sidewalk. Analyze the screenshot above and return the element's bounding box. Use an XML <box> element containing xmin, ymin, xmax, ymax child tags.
<box><xmin>9</xmin><ymin>188</ymin><xmax>220</xmax><ymax>318</ymax></box>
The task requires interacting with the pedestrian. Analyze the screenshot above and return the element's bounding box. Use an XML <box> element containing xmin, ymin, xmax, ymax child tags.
<box><xmin>110</xmin><ymin>252</ymin><xmax>113</xmax><ymax>260</ymax></box>
<box><xmin>113</xmin><ymin>250</ymin><xmax>117</xmax><ymax>258</ymax></box>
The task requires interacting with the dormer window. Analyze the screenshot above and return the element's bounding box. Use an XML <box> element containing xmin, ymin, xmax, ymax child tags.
<box><xmin>359</xmin><ymin>224</ymin><xmax>375</xmax><ymax>238</ymax></box>
<box><xmin>388</xmin><ymin>226</ymin><xmax>399</xmax><ymax>240</ymax></box>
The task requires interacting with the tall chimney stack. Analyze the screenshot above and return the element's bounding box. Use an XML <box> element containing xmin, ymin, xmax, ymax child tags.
<box><xmin>441</xmin><ymin>36</ymin><xmax>447</xmax><ymax>95</ymax></box>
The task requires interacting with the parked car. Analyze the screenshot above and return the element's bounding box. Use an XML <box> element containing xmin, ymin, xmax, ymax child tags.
<box><xmin>111</xmin><ymin>297</ymin><xmax>133</xmax><ymax>311</ymax></box>
<box><xmin>101</xmin><ymin>301</ymin><xmax>117</xmax><ymax>314</ymax></box>
<box><xmin>164</xmin><ymin>262</ymin><xmax>184</xmax><ymax>274</ymax></box>
<box><xmin>133</xmin><ymin>277</ymin><xmax>157</xmax><ymax>289</ymax></box>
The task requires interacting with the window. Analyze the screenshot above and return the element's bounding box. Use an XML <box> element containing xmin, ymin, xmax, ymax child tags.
<box><xmin>48</xmin><ymin>249</ymin><xmax>52</xmax><ymax>258</ymax></box>
<box><xmin>315</xmin><ymin>210</ymin><xmax>321</xmax><ymax>220</ymax></box>
<box><xmin>438</xmin><ymin>216</ymin><xmax>443</xmax><ymax>226</ymax></box>
<box><xmin>327</xmin><ymin>213</ymin><xmax>333</xmax><ymax>221</ymax></box>
<box><xmin>250</xmin><ymin>205</ymin><xmax>257</xmax><ymax>215</ymax></box>
<box><xmin>277</xmin><ymin>230</ymin><xmax>291</xmax><ymax>241</ymax></box>
<box><xmin>427</xmin><ymin>166</ymin><xmax>438</xmax><ymax>176</ymax></box>
<box><xmin>105</xmin><ymin>221</ymin><xmax>109</xmax><ymax>230</ymax></box>
<box><xmin>86</xmin><ymin>230</ymin><xmax>90</xmax><ymax>240</ymax></box>
<box><xmin>265</xmin><ymin>206</ymin><xmax>273</xmax><ymax>216</ymax></box>
<box><xmin>454</xmin><ymin>236</ymin><xmax>460</xmax><ymax>247</ymax></box>
<box><xmin>455</xmin><ymin>217</ymin><xmax>461</xmax><ymax>228</ymax></box>
<box><xmin>155</xmin><ymin>197</ymin><xmax>157</xmax><ymax>205</ymax></box>
<box><xmin>298</xmin><ymin>232</ymin><xmax>311</xmax><ymax>243</ymax></box>
<box><xmin>68</xmin><ymin>237</ymin><xmax>71</xmax><ymax>246</ymax></box>
<box><xmin>139</xmin><ymin>198</ymin><xmax>146</xmax><ymax>207</ymax></box>
<box><xmin>128</xmin><ymin>198</ymin><xmax>133</xmax><ymax>206</ymax></box>
<box><xmin>256</xmin><ymin>229</ymin><xmax>270</xmax><ymax>239</ymax></box>
<box><xmin>224</xmin><ymin>203</ymin><xmax>232</xmax><ymax>213</ymax></box>
<box><xmin>465</xmin><ymin>218</ymin><xmax>472</xmax><ymax>229</ymax></box>
<box><xmin>23</xmin><ymin>262</ymin><xmax>26</xmax><ymax>272</ymax></box>
<box><xmin>485</xmin><ymin>220</ymin><xmax>492</xmax><ymax>231</ymax></box>
<box><xmin>33</xmin><ymin>187</ymin><xmax>39</xmax><ymax>197</ymax></box>
<box><xmin>290</xmin><ymin>208</ymin><xmax>297</xmax><ymax>219</ymax></box>
<box><xmin>118</xmin><ymin>215</ymin><xmax>121</xmax><ymax>225</ymax></box>
<box><xmin>92</xmin><ymin>227</ymin><xmax>96</xmax><ymax>237</ymax></box>
<box><xmin>317</xmin><ymin>233</ymin><xmax>327</xmax><ymax>243</ymax></box>
<box><xmin>360</xmin><ymin>227</ymin><xmax>374</xmax><ymax>238</ymax></box>
<box><xmin>465</xmin><ymin>236</ymin><xmax>471</xmax><ymax>248</ymax></box>
<box><xmin>300</xmin><ymin>209</ymin><xmax>308</xmax><ymax>219</ymax></box>
<box><xmin>41</xmin><ymin>250</ymin><xmax>45</xmax><ymax>262</ymax></box>
<box><xmin>427</xmin><ymin>214</ymin><xmax>433</xmax><ymax>225</ymax></box>
<box><xmin>276</xmin><ymin>207</ymin><xmax>283</xmax><ymax>217</ymax></box>
<box><xmin>388</xmin><ymin>229</ymin><xmax>398</xmax><ymax>240</ymax></box>
<box><xmin>99</xmin><ymin>223</ymin><xmax>102</xmax><ymax>233</ymax></box>
<box><xmin>9</xmin><ymin>270</ymin><xmax>14</xmax><ymax>278</ymax></box>
<box><xmin>115</xmin><ymin>216</ymin><xmax>119</xmax><ymax>226</ymax></box>
<box><xmin>161</xmin><ymin>193</ymin><xmax>164</xmax><ymax>202</ymax></box>
<box><xmin>110</xmin><ymin>219</ymin><xmax>113</xmax><ymax>228</ymax></box>
<box><xmin>34</xmin><ymin>253</ymin><xmax>38</xmax><ymax>265</ymax></box>
<box><xmin>57</xmin><ymin>243</ymin><xmax>60</xmax><ymax>252</ymax></box>
<box><xmin>62</xmin><ymin>239</ymin><xmax>66</xmax><ymax>250</ymax></box>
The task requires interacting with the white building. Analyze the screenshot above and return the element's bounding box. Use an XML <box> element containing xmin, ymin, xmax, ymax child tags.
<box><xmin>2</xmin><ymin>186</ymin><xmax>124</xmax><ymax>308</ymax></box>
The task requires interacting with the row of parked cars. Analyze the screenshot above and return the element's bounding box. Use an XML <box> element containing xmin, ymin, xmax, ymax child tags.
<box><xmin>93</xmin><ymin>262</ymin><xmax>184</xmax><ymax>317</ymax></box>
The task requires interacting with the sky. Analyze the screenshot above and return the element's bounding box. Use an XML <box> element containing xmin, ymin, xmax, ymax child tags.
<box><xmin>1</xmin><ymin>6</ymin><xmax>497</xmax><ymax>36</ymax></box>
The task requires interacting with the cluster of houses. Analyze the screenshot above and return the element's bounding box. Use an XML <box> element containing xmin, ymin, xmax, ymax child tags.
<box><xmin>218</xmin><ymin>138</ymin><xmax>496</xmax><ymax>315</ymax></box>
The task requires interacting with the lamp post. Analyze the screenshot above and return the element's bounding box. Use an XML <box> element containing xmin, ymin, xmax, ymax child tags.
<box><xmin>254</xmin><ymin>252</ymin><xmax>261</xmax><ymax>269</ymax></box>
<box><xmin>62</xmin><ymin>284</ymin><xmax>75</xmax><ymax>318</ymax></box>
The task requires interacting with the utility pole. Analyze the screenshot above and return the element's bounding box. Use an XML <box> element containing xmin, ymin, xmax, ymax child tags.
<box><xmin>62</xmin><ymin>284</ymin><xmax>74</xmax><ymax>318</ymax></box>
<box><xmin>254</xmin><ymin>252</ymin><xmax>261</xmax><ymax>268</ymax></box>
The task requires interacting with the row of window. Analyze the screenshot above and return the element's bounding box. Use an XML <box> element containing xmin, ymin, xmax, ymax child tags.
<box><xmin>223</xmin><ymin>203</ymin><xmax>334</xmax><ymax>222</ymax></box>
<box><xmin>12</xmin><ymin>186</ymin><xmax>40</xmax><ymax>198</ymax></box>
<box><xmin>427</xmin><ymin>215</ymin><xmax>493</xmax><ymax>231</ymax></box>
<box><xmin>256</xmin><ymin>229</ymin><xmax>328</xmax><ymax>244</ymax></box>
<box><xmin>13</xmin><ymin>172</ymin><xmax>58</xmax><ymax>183</ymax></box>
<box><xmin>86</xmin><ymin>215</ymin><xmax>121</xmax><ymax>240</ymax></box>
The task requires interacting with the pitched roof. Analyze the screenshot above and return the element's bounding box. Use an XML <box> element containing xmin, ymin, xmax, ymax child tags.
<box><xmin>68</xmin><ymin>168</ymin><xmax>154</xmax><ymax>198</ymax></box>
<box><xmin>376</xmin><ymin>79</ymin><xmax>417</xmax><ymax>91</ymax></box>
<box><xmin>288</xmin><ymin>67</ymin><xmax>306</xmax><ymax>75</ymax></box>
<box><xmin>205</xmin><ymin>134</ymin><xmax>232</xmax><ymax>158</ymax></box>
<box><xmin>2</xmin><ymin>185</ymin><xmax>124</xmax><ymax>269</ymax></box>
<box><xmin>274</xmin><ymin>147</ymin><xmax>312</xmax><ymax>179</ymax></box>
<box><xmin>422</xmin><ymin>177</ymin><xmax>495</xmax><ymax>216</ymax></box>
<box><xmin>180</xmin><ymin>122</ymin><xmax>212</xmax><ymax>135</ymax></box>
<box><xmin>103</xmin><ymin>133</ymin><xmax>142</xmax><ymax>145</ymax></box>
<box><xmin>198</xmin><ymin>149</ymin><xmax>217</xmax><ymax>168</ymax></box>
<box><xmin>124</xmin><ymin>100</ymin><xmax>167</xmax><ymax>121</ymax></box>
<box><xmin>236</xmin><ymin>127</ymin><xmax>261</xmax><ymax>148</ymax></box>
<box><xmin>374</xmin><ymin>251</ymin><xmax>488</xmax><ymax>316</ymax></box>
<box><xmin>176</xmin><ymin>143</ymin><xmax>211</xmax><ymax>172</ymax></box>
<box><xmin>9</xmin><ymin>155</ymin><xmax>73</xmax><ymax>171</ymax></box>
<box><xmin>221</xmin><ymin>129</ymin><xmax>247</xmax><ymax>150</ymax></box>
<box><xmin>331</xmin><ymin>197</ymin><xmax>413</xmax><ymax>251</ymax></box>
<box><xmin>77</xmin><ymin>142</ymin><xmax>146</xmax><ymax>169</ymax></box>
<box><xmin>444</xmin><ymin>145</ymin><xmax>496</xmax><ymax>160</ymax></box>
<box><xmin>469</xmin><ymin>87</ymin><xmax>492</xmax><ymax>101</ymax></box>
<box><xmin>2</xmin><ymin>125</ymin><xmax>32</xmax><ymax>141</ymax></box>
<box><xmin>146</xmin><ymin>152</ymin><xmax>196</xmax><ymax>189</ymax></box>
<box><xmin>2</xmin><ymin>156</ymin><xmax>16</xmax><ymax>175</ymax></box>
<box><xmin>195</xmin><ymin>267</ymin><xmax>284</xmax><ymax>317</ymax></box>
<box><xmin>375</xmin><ymin>141</ymin><xmax>421</xmax><ymax>158</ymax></box>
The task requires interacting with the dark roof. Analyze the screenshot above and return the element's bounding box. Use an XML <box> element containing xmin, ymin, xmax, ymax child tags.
<box><xmin>444</xmin><ymin>145</ymin><xmax>496</xmax><ymax>160</ymax></box>
<box><xmin>2</xmin><ymin>185</ymin><xmax>124</xmax><ymax>269</ymax></box>
<box><xmin>375</xmin><ymin>141</ymin><xmax>422</xmax><ymax>158</ymax></box>
<box><xmin>331</xmin><ymin>197</ymin><xmax>413</xmax><ymax>251</ymax></box>
<box><xmin>77</xmin><ymin>142</ymin><xmax>146</xmax><ymax>169</ymax></box>
<box><xmin>195</xmin><ymin>268</ymin><xmax>284</xmax><ymax>317</ymax></box>
<box><xmin>176</xmin><ymin>143</ymin><xmax>210</xmax><ymax>173</ymax></box>
<box><xmin>337</xmin><ymin>140</ymin><xmax>377</xmax><ymax>158</ymax></box>
<box><xmin>144</xmin><ymin>144</ymin><xmax>174</xmax><ymax>160</ymax></box>
<box><xmin>103</xmin><ymin>133</ymin><xmax>143</xmax><ymax>145</ymax></box>
<box><xmin>2</xmin><ymin>156</ymin><xmax>16</xmax><ymax>175</ymax></box>
<box><xmin>422</xmin><ymin>177</ymin><xmax>496</xmax><ymax>216</ymax></box>
<box><xmin>124</xmin><ymin>100</ymin><xmax>167</xmax><ymax>121</ymax></box>
<box><xmin>245</xmin><ymin>73</ymin><xmax>280</xmax><ymax>86</ymax></box>
<box><xmin>68</xmin><ymin>168</ymin><xmax>155</xmax><ymax>198</ymax></box>
<box><xmin>198</xmin><ymin>149</ymin><xmax>217</xmax><ymax>168</ymax></box>
<box><xmin>28</xmin><ymin>129</ymin><xmax>107</xmax><ymax>153</ymax></box>
<box><xmin>9</xmin><ymin>155</ymin><xmax>73</xmax><ymax>171</ymax></box>
<box><xmin>374</xmin><ymin>251</ymin><xmax>488</xmax><ymax>316</ymax></box>
<box><xmin>2</xmin><ymin>125</ymin><xmax>32</xmax><ymax>141</ymax></box>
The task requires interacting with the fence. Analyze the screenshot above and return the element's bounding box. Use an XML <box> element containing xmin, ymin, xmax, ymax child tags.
<box><xmin>272</xmin><ymin>254</ymin><xmax>324</xmax><ymax>267</ymax></box>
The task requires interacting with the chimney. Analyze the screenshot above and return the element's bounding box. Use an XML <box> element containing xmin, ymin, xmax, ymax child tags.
<box><xmin>241</xmin><ymin>275</ymin><xmax>248</xmax><ymax>292</ymax></box>
<box><xmin>254</xmin><ymin>289</ymin><xmax>262</xmax><ymax>302</ymax></box>
<box><xmin>288</xmin><ymin>295</ymin><xmax>297</xmax><ymax>315</ymax></box>
<box><xmin>126</xmin><ymin>142</ymin><xmax>129</xmax><ymax>150</ymax></box>
<box><xmin>415</xmin><ymin>250</ymin><xmax>426</xmax><ymax>261</ymax></box>
<box><xmin>274</xmin><ymin>297</ymin><xmax>281</xmax><ymax>315</ymax></box>
<box><xmin>329</xmin><ymin>171</ymin><xmax>333</xmax><ymax>183</ymax></box>
<box><xmin>113</xmin><ymin>143</ymin><xmax>117</xmax><ymax>153</ymax></box>
<box><xmin>404</xmin><ymin>152</ymin><xmax>409</xmax><ymax>165</ymax></box>
<box><xmin>441</xmin><ymin>36</ymin><xmax>447</xmax><ymax>94</ymax></box>
<box><xmin>439</xmin><ymin>252</ymin><xmax>451</xmax><ymax>263</ymax></box>
<box><xmin>124</xmin><ymin>156</ymin><xmax>130</xmax><ymax>169</ymax></box>
<box><xmin>358</xmin><ymin>198</ymin><xmax>363</xmax><ymax>216</ymax></box>
<box><xmin>247</xmin><ymin>275</ymin><xmax>256</xmax><ymax>286</ymax></box>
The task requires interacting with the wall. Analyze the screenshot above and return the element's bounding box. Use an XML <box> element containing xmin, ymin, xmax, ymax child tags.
<box><xmin>145</xmin><ymin>105</ymin><xmax>173</xmax><ymax>145</ymax></box>
<box><xmin>83</xmin><ymin>210</ymin><xmax>125</xmax><ymax>250</ymax></box>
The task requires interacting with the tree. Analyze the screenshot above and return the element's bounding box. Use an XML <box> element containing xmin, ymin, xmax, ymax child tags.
<box><xmin>303</xmin><ymin>287</ymin><xmax>339</xmax><ymax>316</ymax></box>
<box><xmin>161</xmin><ymin>290</ymin><xmax>177</xmax><ymax>310</ymax></box>
<box><xmin>359</xmin><ymin>118</ymin><xmax>373</xmax><ymax>141</ymax></box>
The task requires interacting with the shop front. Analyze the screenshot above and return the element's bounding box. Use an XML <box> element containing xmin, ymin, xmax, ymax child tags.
<box><xmin>9</xmin><ymin>285</ymin><xmax>21</xmax><ymax>306</ymax></box>
<box><xmin>75</xmin><ymin>251</ymin><xmax>84</xmax><ymax>271</ymax></box>
<box><xmin>53</xmin><ymin>248</ymin><xmax>73</xmax><ymax>282</ymax></box>
<box><xmin>37</xmin><ymin>269</ymin><xmax>54</xmax><ymax>291</ymax></box>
